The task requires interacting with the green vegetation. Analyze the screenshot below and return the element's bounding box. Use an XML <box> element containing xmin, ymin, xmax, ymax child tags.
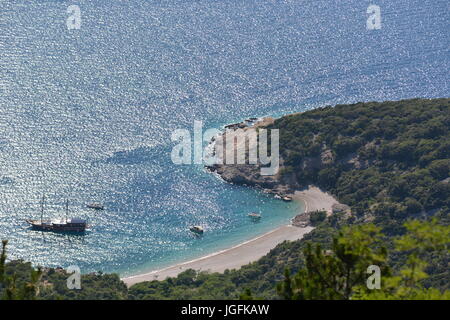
<box><xmin>1</xmin><ymin>98</ymin><xmax>449</xmax><ymax>300</ymax></box>
<box><xmin>268</xmin><ymin>98</ymin><xmax>450</xmax><ymax>223</ymax></box>
<box><xmin>309</xmin><ymin>210</ymin><xmax>327</xmax><ymax>226</ymax></box>
<box><xmin>0</xmin><ymin>240</ymin><xmax>127</xmax><ymax>300</ymax></box>
<box><xmin>3</xmin><ymin>218</ymin><xmax>447</xmax><ymax>300</ymax></box>
<box><xmin>278</xmin><ymin>220</ymin><xmax>450</xmax><ymax>300</ymax></box>
<box><xmin>38</xmin><ymin>270</ymin><xmax>127</xmax><ymax>300</ymax></box>
<box><xmin>0</xmin><ymin>240</ymin><xmax>42</xmax><ymax>300</ymax></box>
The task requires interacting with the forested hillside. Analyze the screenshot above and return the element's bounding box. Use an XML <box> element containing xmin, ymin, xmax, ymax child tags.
<box><xmin>271</xmin><ymin>98</ymin><xmax>450</xmax><ymax>223</ymax></box>
<box><xmin>1</xmin><ymin>98</ymin><xmax>449</xmax><ymax>300</ymax></box>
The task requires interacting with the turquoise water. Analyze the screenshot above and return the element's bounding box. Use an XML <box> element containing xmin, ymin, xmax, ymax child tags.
<box><xmin>0</xmin><ymin>0</ymin><xmax>448</xmax><ymax>276</ymax></box>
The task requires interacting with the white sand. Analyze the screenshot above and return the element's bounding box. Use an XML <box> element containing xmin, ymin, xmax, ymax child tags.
<box><xmin>123</xmin><ymin>225</ymin><xmax>313</xmax><ymax>286</ymax></box>
<box><xmin>292</xmin><ymin>185</ymin><xmax>339</xmax><ymax>214</ymax></box>
<box><xmin>122</xmin><ymin>185</ymin><xmax>338</xmax><ymax>286</ymax></box>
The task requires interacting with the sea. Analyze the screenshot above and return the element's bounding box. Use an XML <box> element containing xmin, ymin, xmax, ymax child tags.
<box><xmin>0</xmin><ymin>0</ymin><xmax>448</xmax><ymax>276</ymax></box>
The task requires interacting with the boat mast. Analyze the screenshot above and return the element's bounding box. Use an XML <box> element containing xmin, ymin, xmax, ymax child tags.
<box><xmin>41</xmin><ymin>195</ymin><xmax>45</xmax><ymax>224</ymax></box>
<box><xmin>65</xmin><ymin>199</ymin><xmax>69</xmax><ymax>223</ymax></box>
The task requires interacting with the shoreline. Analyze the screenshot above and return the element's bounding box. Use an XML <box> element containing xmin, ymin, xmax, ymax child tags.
<box><xmin>122</xmin><ymin>224</ymin><xmax>313</xmax><ymax>286</ymax></box>
<box><xmin>122</xmin><ymin>186</ymin><xmax>339</xmax><ymax>287</ymax></box>
<box><xmin>291</xmin><ymin>186</ymin><xmax>339</xmax><ymax>215</ymax></box>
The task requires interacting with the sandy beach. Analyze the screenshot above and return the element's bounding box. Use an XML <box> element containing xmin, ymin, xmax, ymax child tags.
<box><xmin>123</xmin><ymin>225</ymin><xmax>313</xmax><ymax>286</ymax></box>
<box><xmin>292</xmin><ymin>186</ymin><xmax>339</xmax><ymax>214</ymax></box>
<box><xmin>122</xmin><ymin>186</ymin><xmax>338</xmax><ymax>286</ymax></box>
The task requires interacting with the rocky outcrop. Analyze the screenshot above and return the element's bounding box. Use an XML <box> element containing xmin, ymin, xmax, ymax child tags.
<box><xmin>206</xmin><ymin>117</ymin><xmax>293</xmax><ymax>196</ymax></box>
<box><xmin>206</xmin><ymin>117</ymin><xmax>367</xmax><ymax>201</ymax></box>
<box><xmin>209</xmin><ymin>163</ymin><xmax>277</xmax><ymax>188</ymax></box>
<box><xmin>207</xmin><ymin>162</ymin><xmax>296</xmax><ymax>197</ymax></box>
<box><xmin>331</xmin><ymin>203</ymin><xmax>351</xmax><ymax>214</ymax></box>
<box><xmin>291</xmin><ymin>212</ymin><xmax>313</xmax><ymax>228</ymax></box>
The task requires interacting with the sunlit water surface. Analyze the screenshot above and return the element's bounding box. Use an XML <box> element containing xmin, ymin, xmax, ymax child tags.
<box><xmin>0</xmin><ymin>0</ymin><xmax>448</xmax><ymax>276</ymax></box>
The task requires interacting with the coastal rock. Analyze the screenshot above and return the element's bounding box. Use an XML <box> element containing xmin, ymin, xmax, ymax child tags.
<box><xmin>210</xmin><ymin>163</ymin><xmax>280</xmax><ymax>189</ymax></box>
<box><xmin>291</xmin><ymin>212</ymin><xmax>312</xmax><ymax>228</ymax></box>
<box><xmin>206</xmin><ymin>117</ymin><xmax>358</xmax><ymax>208</ymax></box>
<box><xmin>331</xmin><ymin>203</ymin><xmax>351</xmax><ymax>215</ymax></box>
<box><xmin>207</xmin><ymin>117</ymin><xmax>290</xmax><ymax>194</ymax></box>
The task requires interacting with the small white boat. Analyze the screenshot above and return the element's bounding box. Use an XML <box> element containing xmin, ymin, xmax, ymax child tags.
<box><xmin>189</xmin><ymin>226</ymin><xmax>204</xmax><ymax>234</ymax></box>
<box><xmin>87</xmin><ymin>203</ymin><xmax>105</xmax><ymax>210</ymax></box>
<box><xmin>248</xmin><ymin>212</ymin><xmax>261</xmax><ymax>220</ymax></box>
<box><xmin>282</xmin><ymin>196</ymin><xmax>292</xmax><ymax>202</ymax></box>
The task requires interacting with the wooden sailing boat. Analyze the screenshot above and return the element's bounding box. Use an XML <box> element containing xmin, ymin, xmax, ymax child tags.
<box><xmin>26</xmin><ymin>196</ymin><xmax>88</xmax><ymax>233</ymax></box>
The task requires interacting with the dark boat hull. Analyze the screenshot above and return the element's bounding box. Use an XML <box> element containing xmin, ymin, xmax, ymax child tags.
<box><xmin>189</xmin><ymin>227</ymin><xmax>204</xmax><ymax>235</ymax></box>
<box><xmin>26</xmin><ymin>220</ymin><xmax>87</xmax><ymax>233</ymax></box>
<box><xmin>87</xmin><ymin>204</ymin><xmax>104</xmax><ymax>210</ymax></box>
